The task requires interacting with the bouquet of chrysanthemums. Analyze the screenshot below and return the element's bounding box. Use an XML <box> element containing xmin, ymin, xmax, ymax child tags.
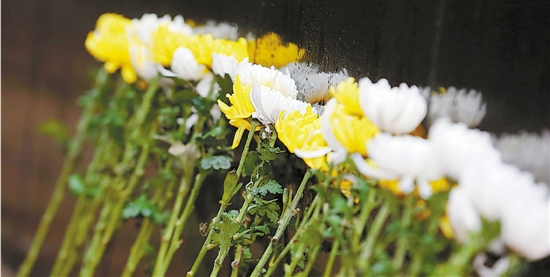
<box><xmin>18</xmin><ymin>13</ymin><xmax>549</xmax><ymax>277</ymax></box>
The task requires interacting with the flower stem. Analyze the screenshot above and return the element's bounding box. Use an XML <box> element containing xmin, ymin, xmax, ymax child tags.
<box><xmin>16</xmin><ymin>69</ymin><xmax>109</xmax><ymax>277</ymax></box>
<box><xmin>187</xmin><ymin>123</ymin><xmax>258</xmax><ymax>277</ymax></box>
<box><xmin>392</xmin><ymin>195</ymin><xmax>414</xmax><ymax>272</ymax></box>
<box><xmin>263</xmin><ymin>195</ymin><xmax>322</xmax><ymax>277</ymax></box>
<box><xmin>158</xmin><ymin>172</ymin><xmax>207</xmax><ymax>275</ymax></box>
<box><xmin>250</xmin><ymin>170</ymin><xmax>312</xmax><ymax>277</ymax></box>
<box><xmin>359</xmin><ymin>201</ymin><xmax>390</xmax><ymax>270</ymax></box>
<box><xmin>323</xmin><ymin>239</ymin><xmax>340</xmax><ymax>277</ymax></box>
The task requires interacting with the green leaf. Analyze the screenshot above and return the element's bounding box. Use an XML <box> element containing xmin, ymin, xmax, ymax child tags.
<box><xmin>36</xmin><ymin>118</ymin><xmax>71</xmax><ymax>145</ymax></box>
<box><xmin>201</xmin><ymin>155</ymin><xmax>232</xmax><ymax>170</ymax></box>
<box><xmin>258</xmin><ymin>143</ymin><xmax>285</xmax><ymax>162</ymax></box>
<box><xmin>248</xmin><ymin>199</ymin><xmax>280</xmax><ymax>223</ymax></box>
<box><xmin>242</xmin><ymin>151</ymin><xmax>260</xmax><ymax>177</ymax></box>
<box><xmin>242</xmin><ymin>247</ymin><xmax>253</xmax><ymax>260</ymax></box>
<box><xmin>122</xmin><ymin>195</ymin><xmax>161</xmax><ymax>221</ymax></box>
<box><xmin>252</xmin><ymin>180</ymin><xmax>283</xmax><ymax>196</ymax></box>
<box><xmin>68</xmin><ymin>174</ymin><xmax>85</xmax><ymax>196</ymax></box>
<box><xmin>211</xmin><ymin>213</ymin><xmax>242</xmax><ymax>249</ymax></box>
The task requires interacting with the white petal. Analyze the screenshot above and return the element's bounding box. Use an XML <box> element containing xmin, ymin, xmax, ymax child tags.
<box><xmin>171</xmin><ymin>47</ymin><xmax>205</xmax><ymax>81</ymax></box>
<box><xmin>447</xmin><ymin>187</ymin><xmax>482</xmax><ymax>243</ymax></box>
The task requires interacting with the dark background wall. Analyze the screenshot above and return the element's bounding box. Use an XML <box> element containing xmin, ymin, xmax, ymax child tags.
<box><xmin>2</xmin><ymin>0</ymin><xmax>549</xmax><ymax>275</ymax></box>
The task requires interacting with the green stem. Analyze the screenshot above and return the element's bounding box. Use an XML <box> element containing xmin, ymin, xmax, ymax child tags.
<box><xmin>121</xmin><ymin>218</ymin><xmax>155</xmax><ymax>277</ymax></box>
<box><xmin>187</xmin><ymin>122</ymin><xmax>258</xmax><ymax>277</ymax></box>
<box><xmin>392</xmin><ymin>195</ymin><xmax>414</xmax><ymax>272</ymax></box>
<box><xmin>284</xmin><ymin>244</ymin><xmax>306</xmax><ymax>277</ymax></box>
<box><xmin>229</xmin><ymin>245</ymin><xmax>244</xmax><ymax>277</ymax></box>
<box><xmin>263</xmin><ymin>195</ymin><xmax>322</xmax><ymax>277</ymax></box>
<box><xmin>430</xmin><ymin>237</ymin><xmax>483</xmax><ymax>276</ymax></box>
<box><xmin>359</xmin><ymin>201</ymin><xmax>390</xmax><ymax>270</ymax></box>
<box><xmin>250</xmin><ymin>170</ymin><xmax>312</xmax><ymax>277</ymax></box>
<box><xmin>16</xmin><ymin>69</ymin><xmax>109</xmax><ymax>277</ymax></box>
<box><xmin>51</xmin><ymin>129</ymin><xmax>112</xmax><ymax>277</ymax></box>
<box><xmin>153</xmin><ymin>166</ymin><xmax>195</xmax><ymax>276</ymax></box>
<box><xmin>301</xmin><ymin>245</ymin><xmax>321</xmax><ymax>277</ymax></box>
<box><xmin>323</xmin><ymin>240</ymin><xmax>339</xmax><ymax>277</ymax></box>
<box><xmin>210</xmin><ymin>247</ymin><xmax>230</xmax><ymax>277</ymax></box>
<box><xmin>79</xmin><ymin>127</ymin><xmax>153</xmax><ymax>277</ymax></box>
<box><xmin>160</xmin><ymin>172</ymin><xmax>207</xmax><ymax>274</ymax></box>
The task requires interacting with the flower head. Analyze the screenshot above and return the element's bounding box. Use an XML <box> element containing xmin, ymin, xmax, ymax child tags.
<box><xmin>237</xmin><ymin>63</ymin><xmax>298</xmax><ymax>99</ymax></box>
<box><xmin>217</xmin><ymin>75</ymin><xmax>256</xmax><ymax>148</ymax></box>
<box><xmin>352</xmin><ymin>133</ymin><xmax>444</xmax><ymax>199</ymax></box>
<box><xmin>330</xmin><ymin>105</ymin><xmax>379</xmax><ymax>156</ymax></box>
<box><xmin>85</xmin><ymin>13</ymin><xmax>137</xmax><ymax>83</ymax></box>
<box><xmin>193</xmin><ymin>20</ymin><xmax>239</xmax><ymax>41</ymax></box>
<box><xmin>330</xmin><ymin>77</ymin><xmax>363</xmax><ymax>116</ymax></box>
<box><xmin>359</xmin><ymin>78</ymin><xmax>427</xmax><ymax>135</ymax></box>
<box><xmin>250</xmin><ymin>84</ymin><xmax>310</xmax><ymax>126</ymax></box>
<box><xmin>275</xmin><ymin>106</ymin><xmax>330</xmax><ymax>170</ymax></box>
<box><xmin>282</xmin><ymin>62</ymin><xmax>349</xmax><ymax>104</ymax></box>
<box><xmin>427</xmin><ymin>87</ymin><xmax>487</xmax><ymax>128</ymax></box>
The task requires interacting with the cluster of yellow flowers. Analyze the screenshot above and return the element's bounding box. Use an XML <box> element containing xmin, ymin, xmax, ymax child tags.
<box><xmin>85</xmin><ymin>13</ymin><xmax>304</xmax><ymax>84</ymax></box>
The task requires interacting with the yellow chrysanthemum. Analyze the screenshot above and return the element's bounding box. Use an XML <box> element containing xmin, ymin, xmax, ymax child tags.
<box><xmin>275</xmin><ymin>106</ymin><xmax>319</xmax><ymax>153</ymax></box>
<box><xmin>217</xmin><ymin>75</ymin><xmax>256</xmax><ymax>149</ymax></box>
<box><xmin>85</xmin><ymin>13</ymin><xmax>137</xmax><ymax>83</ymax></box>
<box><xmin>330</xmin><ymin>78</ymin><xmax>363</xmax><ymax>116</ymax></box>
<box><xmin>248</xmin><ymin>32</ymin><xmax>305</xmax><ymax>68</ymax></box>
<box><xmin>330</xmin><ymin>105</ymin><xmax>379</xmax><ymax>156</ymax></box>
<box><xmin>149</xmin><ymin>26</ymin><xmax>249</xmax><ymax>68</ymax></box>
<box><xmin>275</xmin><ymin>106</ymin><xmax>329</xmax><ymax>171</ymax></box>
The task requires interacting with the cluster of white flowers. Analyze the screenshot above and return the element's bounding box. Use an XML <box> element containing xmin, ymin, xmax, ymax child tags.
<box><xmin>425</xmin><ymin>87</ymin><xmax>487</xmax><ymax>128</ymax></box>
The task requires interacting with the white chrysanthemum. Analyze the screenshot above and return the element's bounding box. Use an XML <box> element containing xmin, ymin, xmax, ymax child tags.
<box><xmin>494</xmin><ymin>130</ymin><xmax>550</xmax><ymax>185</ymax></box>
<box><xmin>250</xmin><ymin>84</ymin><xmax>310</xmax><ymax>125</ymax></box>
<box><xmin>459</xmin><ymin>162</ymin><xmax>532</xmax><ymax>221</ymax></box>
<box><xmin>446</xmin><ymin>186</ymin><xmax>482</xmax><ymax>243</ymax></box>
<box><xmin>500</xmin><ymin>189</ymin><xmax>550</xmax><ymax>261</ymax></box>
<box><xmin>129</xmin><ymin>43</ymin><xmax>158</xmax><ymax>81</ymax></box>
<box><xmin>428</xmin><ymin>117</ymin><xmax>501</xmax><ymax>180</ymax></box>
<box><xmin>237</xmin><ymin>63</ymin><xmax>298</xmax><ymax>99</ymax></box>
<box><xmin>282</xmin><ymin>62</ymin><xmax>349</xmax><ymax>103</ymax></box>
<box><xmin>455</xmin><ymin>158</ymin><xmax>550</xmax><ymax>260</ymax></box>
<box><xmin>427</xmin><ymin>87</ymin><xmax>487</xmax><ymax>128</ymax></box>
<box><xmin>212</xmin><ymin>53</ymin><xmax>242</xmax><ymax>80</ymax></box>
<box><xmin>157</xmin><ymin>47</ymin><xmax>205</xmax><ymax>81</ymax></box>
<box><xmin>351</xmin><ymin>133</ymin><xmax>444</xmax><ymax>198</ymax></box>
<box><xmin>194</xmin><ymin>20</ymin><xmax>238</xmax><ymax>40</ymax></box>
<box><xmin>359</xmin><ymin>77</ymin><xmax>427</xmax><ymax>135</ymax></box>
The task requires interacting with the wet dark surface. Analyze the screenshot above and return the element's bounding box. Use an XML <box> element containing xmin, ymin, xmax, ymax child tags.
<box><xmin>2</xmin><ymin>0</ymin><xmax>549</xmax><ymax>276</ymax></box>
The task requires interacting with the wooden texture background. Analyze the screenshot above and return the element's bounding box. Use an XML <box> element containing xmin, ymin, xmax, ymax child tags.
<box><xmin>2</xmin><ymin>1</ymin><xmax>549</xmax><ymax>276</ymax></box>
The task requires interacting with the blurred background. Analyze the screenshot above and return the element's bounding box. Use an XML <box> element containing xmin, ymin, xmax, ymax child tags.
<box><xmin>2</xmin><ymin>0</ymin><xmax>549</xmax><ymax>276</ymax></box>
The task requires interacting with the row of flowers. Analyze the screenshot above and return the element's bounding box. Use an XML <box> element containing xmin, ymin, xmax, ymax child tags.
<box><xmin>84</xmin><ymin>12</ymin><xmax>550</xmax><ymax>274</ymax></box>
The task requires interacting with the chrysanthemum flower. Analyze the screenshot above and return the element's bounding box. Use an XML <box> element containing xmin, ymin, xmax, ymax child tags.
<box><xmin>330</xmin><ymin>77</ymin><xmax>363</xmax><ymax>116</ymax></box>
<box><xmin>250</xmin><ymin>84</ymin><xmax>310</xmax><ymax>126</ymax></box>
<box><xmin>247</xmin><ymin>32</ymin><xmax>305</xmax><ymax>68</ymax></box>
<box><xmin>359</xmin><ymin>77</ymin><xmax>427</xmax><ymax>135</ymax></box>
<box><xmin>320</xmin><ymin>99</ymin><xmax>348</xmax><ymax>165</ymax></box>
<box><xmin>275</xmin><ymin>106</ymin><xmax>330</xmax><ymax>171</ymax></box>
<box><xmin>330</xmin><ymin>105</ymin><xmax>379</xmax><ymax>156</ymax></box>
<box><xmin>428</xmin><ymin>118</ymin><xmax>501</xmax><ymax>180</ymax></box>
<box><xmin>282</xmin><ymin>62</ymin><xmax>349</xmax><ymax>104</ymax></box>
<box><xmin>85</xmin><ymin>13</ymin><xmax>137</xmax><ymax>83</ymax></box>
<box><xmin>158</xmin><ymin>46</ymin><xmax>206</xmax><ymax>81</ymax></box>
<box><xmin>427</xmin><ymin>87</ymin><xmax>487</xmax><ymax>128</ymax></box>
<box><xmin>217</xmin><ymin>75</ymin><xmax>257</xmax><ymax>148</ymax></box>
<box><xmin>237</xmin><ymin>63</ymin><xmax>298</xmax><ymax>99</ymax></box>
